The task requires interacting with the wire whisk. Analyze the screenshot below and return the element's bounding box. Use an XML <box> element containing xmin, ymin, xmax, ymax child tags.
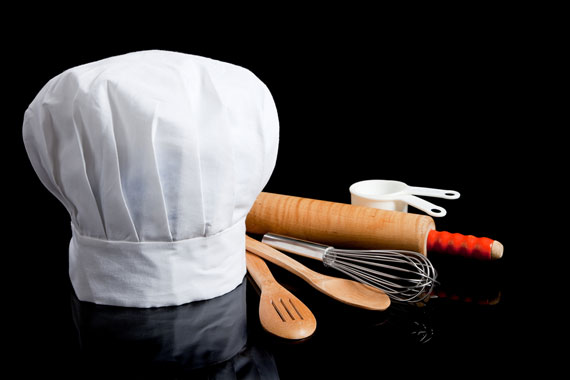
<box><xmin>262</xmin><ymin>233</ymin><xmax>437</xmax><ymax>303</ymax></box>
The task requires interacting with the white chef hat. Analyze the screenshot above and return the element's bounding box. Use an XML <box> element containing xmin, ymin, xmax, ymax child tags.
<box><xmin>23</xmin><ymin>50</ymin><xmax>279</xmax><ymax>308</ymax></box>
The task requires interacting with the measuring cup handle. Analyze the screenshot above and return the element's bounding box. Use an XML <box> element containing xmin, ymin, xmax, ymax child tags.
<box><xmin>407</xmin><ymin>186</ymin><xmax>460</xmax><ymax>199</ymax></box>
<box><xmin>399</xmin><ymin>194</ymin><xmax>447</xmax><ymax>217</ymax></box>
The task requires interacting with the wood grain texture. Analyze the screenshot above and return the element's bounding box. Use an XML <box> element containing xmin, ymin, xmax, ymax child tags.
<box><xmin>247</xmin><ymin>192</ymin><xmax>435</xmax><ymax>255</ymax></box>
<box><xmin>246</xmin><ymin>251</ymin><xmax>316</xmax><ymax>340</ymax></box>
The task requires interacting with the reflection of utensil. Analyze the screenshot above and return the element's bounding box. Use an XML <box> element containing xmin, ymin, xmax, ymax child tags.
<box><xmin>350</xmin><ymin>179</ymin><xmax>460</xmax><ymax>217</ymax></box>
<box><xmin>430</xmin><ymin>290</ymin><xmax>501</xmax><ymax>306</ymax></box>
<box><xmin>246</xmin><ymin>251</ymin><xmax>316</xmax><ymax>340</ymax></box>
<box><xmin>262</xmin><ymin>233</ymin><xmax>437</xmax><ymax>303</ymax></box>
<box><xmin>247</xmin><ymin>192</ymin><xmax>503</xmax><ymax>260</ymax></box>
<box><xmin>246</xmin><ymin>236</ymin><xmax>390</xmax><ymax>311</ymax></box>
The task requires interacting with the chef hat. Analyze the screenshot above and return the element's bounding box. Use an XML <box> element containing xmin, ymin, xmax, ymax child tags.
<box><xmin>23</xmin><ymin>50</ymin><xmax>279</xmax><ymax>308</ymax></box>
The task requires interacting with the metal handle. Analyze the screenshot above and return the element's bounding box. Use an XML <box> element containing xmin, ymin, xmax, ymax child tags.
<box><xmin>261</xmin><ymin>233</ymin><xmax>330</xmax><ymax>261</ymax></box>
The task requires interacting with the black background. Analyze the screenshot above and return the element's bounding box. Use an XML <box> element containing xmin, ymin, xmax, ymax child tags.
<box><xmin>6</xmin><ymin>10</ymin><xmax>556</xmax><ymax>378</ymax></box>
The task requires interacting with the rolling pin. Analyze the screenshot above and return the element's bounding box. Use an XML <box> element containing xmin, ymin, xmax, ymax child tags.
<box><xmin>246</xmin><ymin>192</ymin><xmax>503</xmax><ymax>260</ymax></box>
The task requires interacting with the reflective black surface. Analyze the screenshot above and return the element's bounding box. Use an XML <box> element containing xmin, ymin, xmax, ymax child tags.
<box><xmin>245</xmin><ymin>248</ymin><xmax>509</xmax><ymax>378</ymax></box>
<box><xmin>61</xmin><ymin>255</ymin><xmax>505</xmax><ymax>379</ymax></box>
<box><xmin>11</xmin><ymin>244</ymin><xmax>520</xmax><ymax>378</ymax></box>
<box><xmin>70</xmin><ymin>278</ymin><xmax>275</xmax><ymax>377</ymax></box>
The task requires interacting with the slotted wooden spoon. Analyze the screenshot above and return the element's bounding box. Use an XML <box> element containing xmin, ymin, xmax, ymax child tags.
<box><xmin>246</xmin><ymin>236</ymin><xmax>390</xmax><ymax>311</ymax></box>
<box><xmin>246</xmin><ymin>251</ymin><xmax>317</xmax><ymax>340</ymax></box>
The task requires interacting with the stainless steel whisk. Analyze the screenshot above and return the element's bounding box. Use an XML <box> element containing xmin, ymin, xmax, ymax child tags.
<box><xmin>261</xmin><ymin>233</ymin><xmax>437</xmax><ymax>303</ymax></box>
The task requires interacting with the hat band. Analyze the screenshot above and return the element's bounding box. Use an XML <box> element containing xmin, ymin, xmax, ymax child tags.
<box><xmin>69</xmin><ymin>220</ymin><xmax>246</xmax><ymax>307</ymax></box>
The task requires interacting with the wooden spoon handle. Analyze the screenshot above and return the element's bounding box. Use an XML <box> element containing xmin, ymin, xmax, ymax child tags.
<box><xmin>246</xmin><ymin>236</ymin><xmax>319</xmax><ymax>284</ymax></box>
<box><xmin>245</xmin><ymin>251</ymin><xmax>276</xmax><ymax>290</ymax></box>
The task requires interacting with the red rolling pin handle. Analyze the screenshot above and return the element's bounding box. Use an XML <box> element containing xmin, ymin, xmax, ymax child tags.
<box><xmin>427</xmin><ymin>230</ymin><xmax>503</xmax><ymax>260</ymax></box>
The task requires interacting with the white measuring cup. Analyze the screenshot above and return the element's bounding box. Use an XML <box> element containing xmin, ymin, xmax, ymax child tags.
<box><xmin>349</xmin><ymin>180</ymin><xmax>460</xmax><ymax>217</ymax></box>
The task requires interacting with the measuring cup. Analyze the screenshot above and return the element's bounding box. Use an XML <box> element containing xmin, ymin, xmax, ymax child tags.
<box><xmin>349</xmin><ymin>180</ymin><xmax>460</xmax><ymax>217</ymax></box>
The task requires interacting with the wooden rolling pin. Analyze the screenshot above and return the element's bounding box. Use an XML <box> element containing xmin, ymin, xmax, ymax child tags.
<box><xmin>246</xmin><ymin>192</ymin><xmax>503</xmax><ymax>260</ymax></box>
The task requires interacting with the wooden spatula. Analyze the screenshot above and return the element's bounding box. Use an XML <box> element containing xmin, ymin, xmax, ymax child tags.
<box><xmin>246</xmin><ymin>251</ymin><xmax>317</xmax><ymax>340</ymax></box>
<box><xmin>246</xmin><ymin>236</ymin><xmax>390</xmax><ymax>311</ymax></box>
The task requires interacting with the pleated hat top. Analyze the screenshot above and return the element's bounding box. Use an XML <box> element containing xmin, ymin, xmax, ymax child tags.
<box><xmin>23</xmin><ymin>50</ymin><xmax>279</xmax><ymax>307</ymax></box>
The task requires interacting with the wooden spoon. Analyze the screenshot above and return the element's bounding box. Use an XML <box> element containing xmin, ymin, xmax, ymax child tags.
<box><xmin>246</xmin><ymin>236</ymin><xmax>390</xmax><ymax>311</ymax></box>
<box><xmin>246</xmin><ymin>251</ymin><xmax>317</xmax><ymax>340</ymax></box>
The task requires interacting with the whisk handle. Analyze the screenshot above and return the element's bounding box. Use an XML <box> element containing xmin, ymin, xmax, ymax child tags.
<box><xmin>262</xmin><ymin>233</ymin><xmax>329</xmax><ymax>261</ymax></box>
<box><xmin>427</xmin><ymin>230</ymin><xmax>503</xmax><ymax>260</ymax></box>
<box><xmin>246</xmin><ymin>236</ymin><xmax>321</xmax><ymax>284</ymax></box>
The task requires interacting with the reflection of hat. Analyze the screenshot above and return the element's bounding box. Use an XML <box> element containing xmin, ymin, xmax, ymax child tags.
<box><xmin>71</xmin><ymin>278</ymin><xmax>264</xmax><ymax>375</ymax></box>
<box><xmin>23</xmin><ymin>50</ymin><xmax>279</xmax><ymax>307</ymax></box>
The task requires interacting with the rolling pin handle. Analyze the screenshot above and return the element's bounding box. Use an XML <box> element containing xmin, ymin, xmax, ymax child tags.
<box><xmin>427</xmin><ymin>230</ymin><xmax>503</xmax><ymax>260</ymax></box>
